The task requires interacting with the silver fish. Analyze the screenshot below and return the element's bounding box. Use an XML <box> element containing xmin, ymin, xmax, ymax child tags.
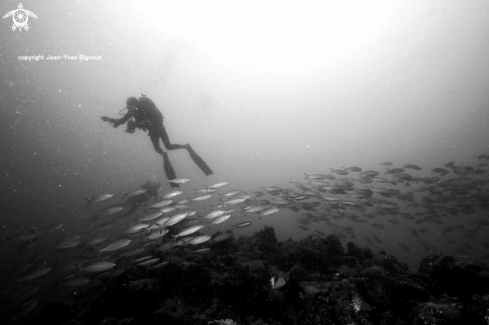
<box><xmin>15</xmin><ymin>299</ymin><xmax>38</xmax><ymax>319</ymax></box>
<box><xmin>63</xmin><ymin>277</ymin><xmax>90</xmax><ymax>287</ymax></box>
<box><xmin>125</xmin><ymin>223</ymin><xmax>150</xmax><ymax>234</ymax></box>
<box><xmin>222</xmin><ymin>198</ymin><xmax>247</xmax><ymax>206</ymax></box>
<box><xmin>100</xmin><ymin>239</ymin><xmax>131</xmax><ymax>252</ymax></box>
<box><xmin>55</xmin><ymin>240</ymin><xmax>80</xmax><ymax>250</ymax></box>
<box><xmin>188</xmin><ymin>235</ymin><xmax>211</xmax><ymax>245</ymax></box>
<box><xmin>149</xmin><ymin>200</ymin><xmax>173</xmax><ymax>209</ymax></box>
<box><xmin>101</xmin><ymin>205</ymin><xmax>124</xmax><ymax>215</ymax></box>
<box><xmin>211</xmin><ymin>214</ymin><xmax>231</xmax><ymax>225</ymax></box>
<box><xmin>165</xmin><ymin>212</ymin><xmax>188</xmax><ymax>227</ymax></box>
<box><xmin>174</xmin><ymin>225</ymin><xmax>204</xmax><ymax>239</ymax></box>
<box><xmin>169</xmin><ymin>178</ymin><xmax>191</xmax><ymax>184</ymax></box>
<box><xmin>18</xmin><ymin>267</ymin><xmax>52</xmax><ymax>282</ymax></box>
<box><xmin>260</xmin><ymin>207</ymin><xmax>281</xmax><ymax>216</ymax></box>
<box><xmin>85</xmin><ymin>193</ymin><xmax>113</xmax><ymax>207</ymax></box>
<box><xmin>138</xmin><ymin>258</ymin><xmax>160</xmax><ymax>266</ymax></box>
<box><xmin>146</xmin><ymin>228</ymin><xmax>169</xmax><ymax>240</ymax></box>
<box><xmin>88</xmin><ymin>237</ymin><xmax>107</xmax><ymax>246</ymax></box>
<box><xmin>223</xmin><ymin>190</ymin><xmax>242</xmax><ymax>197</ymax></box>
<box><xmin>192</xmin><ymin>194</ymin><xmax>213</xmax><ymax>201</ymax></box>
<box><xmin>121</xmin><ymin>188</ymin><xmax>146</xmax><ymax>199</ymax></box>
<box><xmin>204</xmin><ymin>210</ymin><xmax>226</xmax><ymax>219</ymax></box>
<box><xmin>209</xmin><ymin>181</ymin><xmax>230</xmax><ymax>189</ymax></box>
<box><xmin>231</xmin><ymin>221</ymin><xmax>253</xmax><ymax>228</ymax></box>
<box><xmin>140</xmin><ymin>211</ymin><xmax>163</xmax><ymax>222</ymax></box>
<box><xmin>162</xmin><ymin>190</ymin><xmax>184</xmax><ymax>199</ymax></box>
<box><xmin>83</xmin><ymin>261</ymin><xmax>116</xmax><ymax>273</ymax></box>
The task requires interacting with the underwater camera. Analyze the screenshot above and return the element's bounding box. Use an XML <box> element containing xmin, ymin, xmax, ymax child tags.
<box><xmin>125</xmin><ymin>119</ymin><xmax>136</xmax><ymax>133</ymax></box>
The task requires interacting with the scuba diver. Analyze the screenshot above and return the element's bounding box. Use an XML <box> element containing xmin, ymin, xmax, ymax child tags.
<box><xmin>101</xmin><ymin>95</ymin><xmax>213</xmax><ymax>187</ymax></box>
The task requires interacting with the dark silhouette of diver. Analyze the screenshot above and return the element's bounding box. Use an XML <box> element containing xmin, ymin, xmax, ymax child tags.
<box><xmin>101</xmin><ymin>95</ymin><xmax>213</xmax><ymax>187</ymax></box>
<box><xmin>120</xmin><ymin>180</ymin><xmax>160</xmax><ymax>217</ymax></box>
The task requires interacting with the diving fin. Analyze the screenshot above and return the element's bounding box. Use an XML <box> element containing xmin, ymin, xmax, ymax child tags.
<box><xmin>185</xmin><ymin>144</ymin><xmax>214</xmax><ymax>176</ymax></box>
<box><xmin>162</xmin><ymin>152</ymin><xmax>179</xmax><ymax>188</ymax></box>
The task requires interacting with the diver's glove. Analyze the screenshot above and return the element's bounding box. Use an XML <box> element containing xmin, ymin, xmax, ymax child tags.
<box><xmin>101</xmin><ymin>116</ymin><xmax>120</xmax><ymax>128</ymax></box>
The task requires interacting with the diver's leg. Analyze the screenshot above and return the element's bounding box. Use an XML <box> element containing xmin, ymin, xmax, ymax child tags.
<box><xmin>159</xmin><ymin>125</ymin><xmax>186</xmax><ymax>150</ymax></box>
<box><xmin>150</xmin><ymin>133</ymin><xmax>165</xmax><ymax>155</ymax></box>
<box><xmin>162</xmin><ymin>152</ymin><xmax>179</xmax><ymax>188</ymax></box>
<box><xmin>150</xmin><ymin>133</ymin><xmax>179</xmax><ymax>187</ymax></box>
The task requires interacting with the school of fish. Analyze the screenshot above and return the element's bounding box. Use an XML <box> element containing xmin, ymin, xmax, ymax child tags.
<box><xmin>5</xmin><ymin>153</ymin><xmax>489</xmax><ymax>319</ymax></box>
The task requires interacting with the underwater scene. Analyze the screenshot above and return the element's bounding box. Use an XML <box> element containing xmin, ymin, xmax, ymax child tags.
<box><xmin>1</xmin><ymin>1</ymin><xmax>489</xmax><ymax>324</ymax></box>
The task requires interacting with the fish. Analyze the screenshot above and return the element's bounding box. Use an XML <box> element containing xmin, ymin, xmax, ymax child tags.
<box><xmin>396</xmin><ymin>241</ymin><xmax>411</xmax><ymax>252</ymax></box>
<box><xmin>158</xmin><ymin>242</ymin><xmax>176</xmax><ymax>252</ymax></box>
<box><xmin>100</xmin><ymin>239</ymin><xmax>131</xmax><ymax>252</ymax></box>
<box><xmin>304</xmin><ymin>173</ymin><xmax>326</xmax><ymax>180</ymax></box>
<box><xmin>138</xmin><ymin>258</ymin><xmax>160</xmax><ymax>266</ymax></box>
<box><xmin>63</xmin><ymin>277</ymin><xmax>90</xmax><ymax>287</ymax></box>
<box><xmin>260</xmin><ymin>207</ymin><xmax>281</xmax><ymax>216</ymax></box>
<box><xmin>331</xmin><ymin>168</ymin><xmax>349</xmax><ymax>175</ymax></box>
<box><xmin>11</xmin><ymin>233</ymin><xmax>37</xmax><ymax>242</ymax></box>
<box><xmin>204</xmin><ymin>210</ymin><xmax>226</xmax><ymax>219</ymax></box>
<box><xmin>82</xmin><ymin>261</ymin><xmax>116</xmax><ymax>273</ymax></box>
<box><xmin>155</xmin><ymin>216</ymin><xmax>170</xmax><ymax>227</ymax></box>
<box><xmin>174</xmin><ymin>225</ymin><xmax>205</xmax><ymax>239</ymax></box>
<box><xmin>194</xmin><ymin>188</ymin><xmax>217</xmax><ymax>193</ymax></box>
<box><xmin>162</xmin><ymin>190</ymin><xmax>184</xmax><ymax>199</ymax></box>
<box><xmin>146</xmin><ymin>228</ymin><xmax>169</xmax><ymax>240</ymax></box>
<box><xmin>15</xmin><ymin>299</ymin><xmax>38</xmax><ymax>319</ymax></box>
<box><xmin>125</xmin><ymin>223</ymin><xmax>150</xmax><ymax>234</ymax></box>
<box><xmin>88</xmin><ymin>237</ymin><xmax>107</xmax><ymax>246</ymax></box>
<box><xmin>151</xmin><ymin>261</ymin><xmax>169</xmax><ymax>269</ymax></box>
<box><xmin>149</xmin><ymin>199</ymin><xmax>173</xmax><ymax>209</ymax></box>
<box><xmin>209</xmin><ymin>181</ymin><xmax>230</xmax><ymax>189</ymax></box>
<box><xmin>222</xmin><ymin>198</ymin><xmax>247</xmax><ymax>206</ymax></box>
<box><xmin>55</xmin><ymin>240</ymin><xmax>80</xmax><ymax>250</ymax></box>
<box><xmin>231</xmin><ymin>221</ymin><xmax>253</xmax><ymax>228</ymax></box>
<box><xmin>18</xmin><ymin>267</ymin><xmax>52</xmax><ymax>282</ymax></box>
<box><xmin>188</xmin><ymin>235</ymin><xmax>211</xmax><ymax>245</ymax></box>
<box><xmin>140</xmin><ymin>211</ymin><xmax>163</xmax><ymax>222</ymax></box>
<box><xmin>131</xmin><ymin>256</ymin><xmax>153</xmax><ymax>264</ymax></box>
<box><xmin>244</xmin><ymin>205</ymin><xmax>268</xmax><ymax>213</ymax></box>
<box><xmin>223</xmin><ymin>190</ymin><xmax>242</xmax><ymax>197</ymax></box>
<box><xmin>385</xmin><ymin>168</ymin><xmax>405</xmax><ymax>174</ymax></box>
<box><xmin>345</xmin><ymin>167</ymin><xmax>362</xmax><ymax>172</ymax></box>
<box><xmin>191</xmin><ymin>194</ymin><xmax>213</xmax><ymax>201</ymax></box>
<box><xmin>165</xmin><ymin>212</ymin><xmax>189</xmax><ymax>227</ymax></box>
<box><xmin>193</xmin><ymin>248</ymin><xmax>211</xmax><ymax>253</ymax></box>
<box><xmin>211</xmin><ymin>214</ymin><xmax>231</xmax><ymax>225</ymax></box>
<box><xmin>404</xmin><ymin>164</ymin><xmax>422</xmax><ymax>170</ymax></box>
<box><xmin>169</xmin><ymin>178</ymin><xmax>191</xmax><ymax>184</ymax></box>
<box><xmin>121</xmin><ymin>188</ymin><xmax>146</xmax><ymax>199</ymax></box>
<box><xmin>85</xmin><ymin>193</ymin><xmax>113</xmax><ymax>207</ymax></box>
<box><xmin>160</xmin><ymin>206</ymin><xmax>178</xmax><ymax>214</ymax></box>
<box><xmin>40</xmin><ymin>222</ymin><xmax>64</xmax><ymax>234</ymax></box>
<box><xmin>101</xmin><ymin>205</ymin><xmax>124</xmax><ymax>215</ymax></box>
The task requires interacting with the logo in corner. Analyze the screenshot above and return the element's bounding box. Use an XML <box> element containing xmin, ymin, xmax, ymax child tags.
<box><xmin>3</xmin><ymin>3</ymin><xmax>37</xmax><ymax>32</ymax></box>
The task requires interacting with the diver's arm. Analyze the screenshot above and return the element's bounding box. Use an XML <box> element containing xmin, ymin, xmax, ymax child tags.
<box><xmin>101</xmin><ymin>109</ymin><xmax>135</xmax><ymax>128</ymax></box>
